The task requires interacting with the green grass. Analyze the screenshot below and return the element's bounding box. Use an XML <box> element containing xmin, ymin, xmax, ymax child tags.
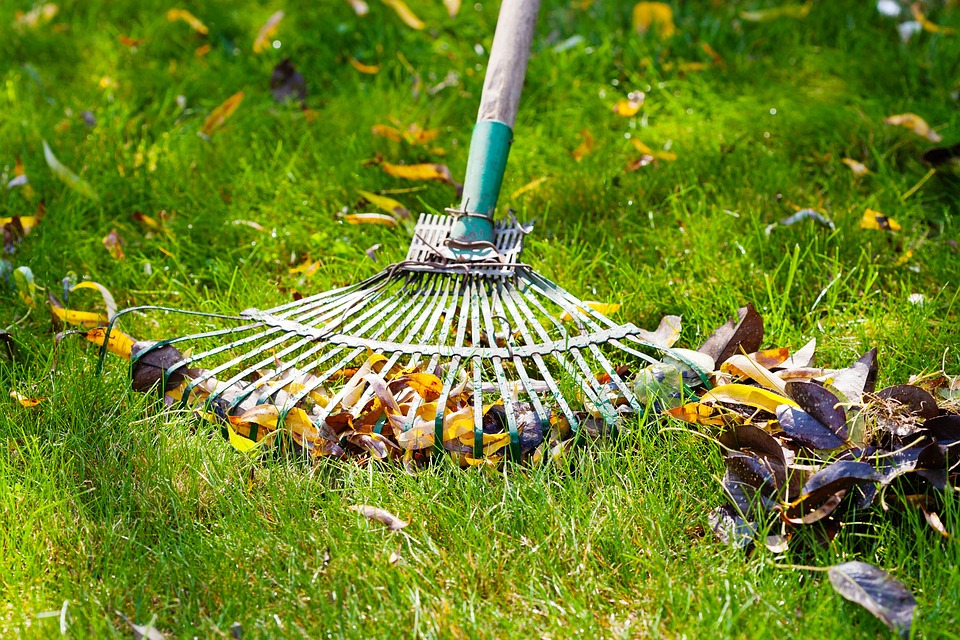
<box><xmin>2</xmin><ymin>0</ymin><xmax>960</xmax><ymax>637</ymax></box>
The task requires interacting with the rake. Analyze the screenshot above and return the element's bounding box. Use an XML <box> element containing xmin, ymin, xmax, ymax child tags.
<box><xmin>107</xmin><ymin>0</ymin><xmax>708</xmax><ymax>463</ymax></box>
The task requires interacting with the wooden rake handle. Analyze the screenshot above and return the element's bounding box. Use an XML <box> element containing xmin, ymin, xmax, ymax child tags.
<box><xmin>478</xmin><ymin>0</ymin><xmax>542</xmax><ymax>128</ymax></box>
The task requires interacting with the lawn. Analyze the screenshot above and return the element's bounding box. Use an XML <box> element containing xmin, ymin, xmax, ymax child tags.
<box><xmin>2</xmin><ymin>0</ymin><xmax>959</xmax><ymax>637</ymax></box>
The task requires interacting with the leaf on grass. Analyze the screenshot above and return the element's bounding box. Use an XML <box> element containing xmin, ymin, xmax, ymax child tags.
<box><xmin>828</xmin><ymin>562</ymin><xmax>915</xmax><ymax>638</ymax></box>
<box><xmin>666</xmin><ymin>402</ymin><xmax>729</xmax><ymax>426</ymax></box>
<box><xmin>348</xmin><ymin>57</ymin><xmax>380</xmax><ymax>74</ymax></box>
<box><xmin>721</xmin><ymin>354</ymin><xmax>788</xmax><ymax>393</ymax></box>
<box><xmin>10</xmin><ymin>390</ymin><xmax>44</xmax><ymax>407</ymax></box>
<box><xmin>379</xmin><ymin>161</ymin><xmax>457</xmax><ymax>186</ymax></box>
<box><xmin>777</xmin><ymin>405</ymin><xmax>847</xmax><ymax>450</ymax></box>
<box><xmin>227</xmin><ymin>422</ymin><xmax>264</xmax><ymax>453</ymax></box>
<box><xmin>42</xmin><ymin>141</ymin><xmax>99</xmax><ymax>201</ymax></box>
<box><xmin>271</xmin><ymin>59</ymin><xmax>307</xmax><ymax>105</ymax></box>
<box><xmin>559</xmin><ymin>301</ymin><xmax>621</xmax><ymax>322</ymax></box>
<box><xmin>876</xmin><ymin>384</ymin><xmax>939</xmax><ymax>419</ymax></box>
<box><xmin>344</xmin><ymin>213</ymin><xmax>398</xmax><ymax>227</ymax></box>
<box><xmin>510</xmin><ymin>176</ymin><xmax>549</xmax><ymax>199</ymax></box>
<box><xmin>635</xmin><ymin>314</ymin><xmax>682</xmax><ymax>349</ymax></box>
<box><xmin>841</xmin><ymin>158</ymin><xmax>871</xmax><ymax>177</ymax></box>
<box><xmin>911</xmin><ymin>3</ymin><xmax>956</xmax><ymax>35</ymax></box>
<box><xmin>253</xmin><ymin>10</ymin><xmax>284</xmax><ymax>53</ymax></box>
<box><xmin>698</xmin><ymin>303</ymin><xmax>764</xmax><ymax>367</ymax></box>
<box><xmin>13</xmin><ymin>266</ymin><xmax>38</xmax><ymax>307</ymax></box>
<box><xmin>785</xmin><ymin>381</ymin><xmax>847</xmax><ymax>434</ymax></box>
<box><xmin>167</xmin><ymin>8</ymin><xmax>208</xmax><ymax>35</ymax></box>
<box><xmin>632</xmin><ymin>139</ymin><xmax>677</xmax><ymax>161</ymax></box>
<box><xmin>2</xmin><ymin>213</ymin><xmax>42</xmax><ymax>253</ymax></box>
<box><xmin>701</xmin><ymin>383</ymin><xmax>797</xmax><ymax>414</ymax></box>
<box><xmin>859</xmin><ymin>208</ymin><xmax>901</xmax><ymax>232</ymax></box>
<box><xmin>632</xmin><ymin>2</ymin><xmax>675</xmax><ymax>38</ymax></box>
<box><xmin>49</xmin><ymin>292</ymin><xmax>108</xmax><ymax>328</ymax></box>
<box><xmin>357</xmin><ymin>190</ymin><xmax>410</xmax><ymax>219</ymax></box>
<box><xmin>345</xmin><ymin>0</ymin><xmax>369</xmax><ymax>16</ymax></box>
<box><xmin>572</xmin><ymin>128</ymin><xmax>595</xmax><ymax>161</ymax></box>
<box><xmin>613</xmin><ymin>91</ymin><xmax>644</xmax><ymax>117</ymax></box>
<box><xmin>381</xmin><ymin>0</ymin><xmax>425</xmax><ymax>30</ymax></box>
<box><xmin>102</xmin><ymin>229</ymin><xmax>126</xmax><ymax>260</ymax></box>
<box><xmin>765</xmin><ymin>209</ymin><xmax>835</xmax><ymax>235</ymax></box>
<box><xmin>884</xmin><ymin>113</ymin><xmax>942</xmax><ymax>142</ymax></box>
<box><xmin>395</xmin><ymin>373</ymin><xmax>443</xmax><ymax>401</ymax></box>
<box><xmin>130</xmin><ymin>342</ymin><xmax>188</xmax><ymax>393</ymax></box>
<box><xmin>740</xmin><ymin>1</ymin><xmax>813</xmax><ymax>22</ymax></box>
<box><xmin>85</xmin><ymin>328</ymin><xmax>135</xmax><ymax>359</ymax></box>
<box><xmin>371</xmin><ymin>124</ymin><xmax>439</xmax><ymax>145</ymax></box>
<box><xmin>201</xmin><ymin>92</ymin><xmax>244</xmax><ymax>138</ymax></box>
<box><xmin>349</xmin><ymin>505</ymin><xmax>408</xmax><ymax>530</ymax></box>
<box><xmin>118</xmin><ymin>34</ymin><xmax>142</xmax><ymax>47</ymax></box>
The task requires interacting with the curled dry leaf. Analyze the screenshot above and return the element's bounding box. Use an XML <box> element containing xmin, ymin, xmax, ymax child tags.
<box><xmin>349</xmin><ymin>57</ymin><xmax>380</xmax><ymax>74</ymax></box>
<box><xmin>344</xmin><ymin>213</ymin><xmax>398</xmax><ymax>227</ymax></box>
<box><xmin>253</xmin><ymin>10</ymin><xmax>284</xmax><ymax>53</ymax></box>
<box><xmin>381</xmin><ymin>0</ymin><xmax>425</xmax><ymax>30</ymax></box>
<box><xmin>632</xmin><ymin>2</ymin><xmax>675</xmax><ymax>38</ymax></box>
<box><xmin>841</xmin><ymin>157</ymin><xmax>870</xmax><ymax>177</ymax></box>
<box><xmin>860</xmin><ymin>208</ymin><xmax>901</xmax><ymax>232</ymax></box>
<box><xmin>201</xmin><ymin>91</ymin><xmax>244</xmax><ymax>138</ymax></box>
<box><xmin>828</xmin><ymin>562</ymin><xmax>915</xmax><ymax>638</ymax></box>
<box><xmin>349</xmin><ymin>505</ymin><xmax>408</xmax><ymax>530</ymax></box>
<box><xmin>10</xmin><ymin>390</ymin><xmax>44</xmax><ymax>407</ymax></box>
<box><xmin>358</xmin><ymin>190</ymin><xmax>410</xmax><ymax>219</ymax></box>
<box><xmin>697</xmin><ymin>303</ymin><xmax>764</xmax><ymax>367</ymax></box>
<box><xmin>167</xmin><ymin>8</ymin><xmax>208</xmax><ymax>35</ymax></box>
<box><xmin>884</xmin><ymin>112</ymin><xmax>942</xmax><ymax>142</ymax></box>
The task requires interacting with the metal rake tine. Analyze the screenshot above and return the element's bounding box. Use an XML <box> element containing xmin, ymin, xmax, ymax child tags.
<box><xmin>468</xmin><ymin>278</ymin><xmax>484</xmax><ymax>459</ymax></box>
<box><xmin>477</xmin><ymin>280</ymin><xmax>520</xmax><ymax>460</ymax></box>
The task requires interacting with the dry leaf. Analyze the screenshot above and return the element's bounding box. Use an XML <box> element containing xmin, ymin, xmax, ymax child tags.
<box><xmin>253</xmin><ymin>10</ymin><xmax>284</xmax><ymax>53</ymax></box>
<box><xmin>345</xmin><ymin>213</ymin><xmax>398</xmax><ymax>227</ymax></box>
<box><xmin>10</xmin><ymin>390</ymin><xmax>44</xmax><ymax>407</ymax></box>
<box><xmin>740</xmin><ymin>1</ymin><xmax>813</xmax><ymax>22</ymax></box>
<box><xmin>43</xmin><ymin>141</ymin><xmax>99</xmax><ymax>201</ymax></box>
<box><xmin>380</xmin><ymin>161</ymin><xmax>456</xmax><ymax>186</ymax></box>
<box><xmin>860</xmin><ymin>208</ymin><xmax>901</xmax><ymax>232</ymax></box>
<box><xmin>118</xmin><ymin>34</ymin><xmax>142</xmax><ymax>47</ymax></box>
<box><xmin>201</xmin><ymin>91</ymin><xmax>244</xmax><ymax>137</ymax></box>
<box><xmin>381</xmin><ymin>0</ymin><xmax>425</xmax><ymax>30</ymax></box>
<box><xmin>349</xmin><ymin>505</ymin><xmax>408</xmax><ymax>530</ymax></box>
<box><xmin>560</xmin><ymin>301</ymin><xmax>621</xmax><ymax>322</ymax></box>
<box><xmin>194</xmin><ymin>43</ymin><xmax>211</xmax><ymax>57</ymax></box>
<box><xmin>631</xmin><ymin>138</ymin><xmax>677</xmax><ymax>161</ymax></box>
<box><xmin>358</xmin><ymin>190</ymin><xmax>410</xmax><ymax>218</ymax></box>
<box><xmin>510</xmin><ymin>176</ymin><xmax>549</xmax><ymax>199</ymax></box>
<box><xmin>613</xmin><ymin>91</ymin><xmax>644</xmax><ymax>117</ymax></box>
<box><xmin>349</xmin><ymin>57</ymin><xmax>380</xmax><ymax>74</ymax></box>
<box><xmin>632</xmin><ymin>2</ymin><xmax>676</xmax><ymax>38</ymax></box>
<box><xmin>841</xmin><ymin>157</ymin><xmax>870</xmax><ymax>177</ymax></box>
<box><xmin>911</xmin><ymin>3</ymin><xmax>956</xmax><ymax>34</ymax></box>
<box><xmin>572</xmin><ymin>129</ymin><xmax>595</xmax><ymax>161</ymax></box>
<box><xmin>884</xmin><ymin>112</ymin><xmax>942</xmax><ymax>142</ymax></box>
<box><xmin>85</xmin><ymin>328</ymin><xmax>135</xmax><ymax>359</ymax></box>
<box><xmin>102</xmin><ymin>229</ymin><xmax>126</xmax><ymax>260</ymax></box>
<box><xmin>167</xmin><ymin>8</ymin><xmax>208</xmax><ymax>35</ymax></box>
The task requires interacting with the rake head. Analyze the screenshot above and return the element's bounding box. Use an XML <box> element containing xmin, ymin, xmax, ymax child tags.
<box><xmin>118</xmin><ymin>214</ymin><xmax>708</xmax><ymax>466</ymax></box>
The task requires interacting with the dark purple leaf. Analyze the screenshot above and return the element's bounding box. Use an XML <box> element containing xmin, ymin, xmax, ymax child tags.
<box><xmin>271</xmin><ymin>58</ymin><xmax>307</xmax><ymax>105</ymax></box>
<box><xmin>785</xmin><ymin>381</ymin><xmax>847</xmax><ymax>435</ymax></box>
<box><xmin>876</xmin><ymin>384</ymin><xmax>938</xmax><ymax>420</ymax></box>
<box><xmin>708</xmin><ymin>504</ymin><xmax>757</xmax><ymax>548</ymax></box>
<box><xmin>786</xmin><ymin>460</ymin><xmax>880</xmax><ymax>519</ymax></box>
<box><xmin>697</xmin><ymin>303</ymin><xmax>764</xmax><ymax>366</ymax></box>
<box><xmin>828</xmin><ymin>561</ymin><xmax>915</xmax><ymax>638</ymax></box>
<box><xmin>777</xmin><ymin>405</ymin><xmax>847</xmax><ymax>450</ymax></box>
<box><xmin>922</xmin><ymin>414</ymin><xmax>960</xmax><ymax>443</ymax></box>
<box><xmin>130</xmin><ymin>341</ymin><xmax>189</xmax><ymax>393</ymax></box>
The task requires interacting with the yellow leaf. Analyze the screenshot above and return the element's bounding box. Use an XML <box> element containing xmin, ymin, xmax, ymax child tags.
<box><xmin>345</xmin><ymin>0</ymin><xmax>370</xmax><ymax>16</ymax></box>
<box><xmin>700</xmin><ymin>41</ymin><xmax>725</xmax><ymax>67</ymax></box>
<box><xmin>740</xmin><ymin>1</ymin><xmax>813</xmax><ymax>22</ymax></box>
<box><xmin>85</xmin><ymin>328</ymin><xmax>135</xmax><ymax>359</ymax></box>
<box><xmin>289</xmin><ymin>257</ymin><xmax>322</xmax><ymax>277</ymax></box>
<box><xmin>10</xmin><ymin>390</ymin><xmax>44</xmax><ymax>407</ymax></box>
<box><xmin>253</xmin><ymin>10</ymin><xmax>284</xmax><ymax>53</ymax></box>
<box><xmin>398</xmin><ymin>373</ymin><xmax>443</xmax><ymax>401</ymax></box>
<box><xmin>227</xmin><ymin>422</ymin><xmax>264</xmax><ymax>453</ymax></box>
<box><xmin>371</xmin><ymin>124</ymin><xmax>404</xmax><ymax>142</ymax></box>
<box><xmin>859</xmin><ymin>208</ymin><xmax>901</xmax><ymax>232</ymax></box>
<box><xmin>894</xmin><ymin>249</ymin><xmax>914</xmax><ymax>267</ymax></box>
<box><xmin>102</xmin><ymin>229</ymin><xmax>126</xmax><ymax>260</ymax></box>
<box><xmin>349</xmin><ymin>57</ymin><xmax>380</xmax><ymax>74</ymax></box>
<box><xmin>43</xmin><ymin>141</ymin><xmax>99</xmax><ymax>201</ymax></box>
<box><xmin>560</xmin><ymin>301</ymin><xmax>621</xmax><ymax>322</ymax></box>
<box><xmin>632</xmin><ymin>2</ymin><xmax>675</xmax><ymax>38</ymax></box>
<box><xmin>372</xmin><ymin>123</ymin><xmax>439</xmax><ymax>146</ymax></box>
<box><xmin>380</xmin><ymin>161</ymin><xmax>455</xmax><ymax>185</ymax></box>
<box><xmin>0</xmin><ymin>215</ymin><xmax>40</xmax><ymax>235</ymax></box>
<box><xmin>358</xmin><ymin>190</ymin><xmax>410</xmax><ymax>219</ymax></box>
<box><xmin>381</xmin><ymin>0</ymin><xmax>425</xmax><ymax>30</ymax></box>
<box><xmin>612</xmin><ymin>91</ymin><xmax>644</xmax><ymax>117</ymax></box>
<box><xmin>665</xmin><ymin>402</ymin><xmax>729</xmax><ymax>426</ymax></box>
<box><xmin>50</xmin><ymin>305</ymin><xmax>107</xmax><ymax>328</ymax></box>
<box><xmin>719</xmin><ymin>354</ymin><xmax>788</xmax><ymax>394</ymax></box>
<box><xmin>344</xmin><ymin>213</ymin><xmax>398</xmax><ymax>227</ymax></box>
<box><xmin>510</xmin><ymin>176</ymin><xmax>550</xmax><ymax>199</ymax></box>
<box><xmin>631</xmin><ymin>138</ymin><xmax>677</xmax><ymax>161</ymax></box>
<box><xmin>571</xmin><ymin>128</ymin><xmax>594</xmax><ymax>161</ymax></box>
<box><xmin>911</xmin><ymin>3</ymin><xmax>956</xmax><ymax>35</ymax></box>
<box><xmin>701</xmin><ymin>383</ymin><xmax>798</xmax><ymax>414</ymax></box>
<box><xmin>444</xmin><ymin>0</ymin><xmax>461</xmax><ymax>18</ymax></box>
<box><xmin>201</xmin><ymin>91</ymin><xmax>244</xmax><ymax>137</ymax></box>
<box><xmin>194</xmin><ymin>43</ymin><xmax>212</xmax><ymax>57</ymax></box>
<box><xmin>167</xmin><ymin>8</ymin><xmax>209</xmax><ymax>34</ymax></box>
<box><xmin>884</xmin><ymin>112</ymin><xmax>942</xmax><ymax>142</ymax></box>
<box><xmin>841</xmin><ymin>157</ymin><xmax>870</xmax><ymax>177</ymax></box>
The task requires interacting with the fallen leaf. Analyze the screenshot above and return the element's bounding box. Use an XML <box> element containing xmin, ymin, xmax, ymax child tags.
<box><xmin>371</xmin><ymin>123</ymin><xmax>439</xmax><ymax>145</ymax></box>
<box><xmin>42</xmin><ymin>141</ymin><xmax>99</xmax><ymax>201</ymax></box>
<box><xmin>860</xmin><ymin>208</ymin><xmax>901</xmax><ymax>232</ymax></box>
<box><xmin>349</xmin><ymin>505</ymin><xmax>408</xmax><ymax>530</ymax></box>
<box><xmin>253</xmin><ymin>10</ymin><xmax>284</xmax><ymax>53</ymax></box>
<box><xmin>884</xmin><ymin>113</ymin><xmax>942</xmax><ymax>142</ymax></box>
<box><xmin>357</xmin><ymin>190</ymin><xmax>410</xmax><ymax>219</ymax></box>
<box><xmin>701</xmin><ymin>383</ymin><xmax>797</xmax><ymax>414</ymax></box>
<box><xmin>130</xmin><ymin>342</ymin><xmax>189</xmax><ymax>393</ymax></box>
<box><xmin>635</xmin><ymin>314</ymin><xmax>682</xmax><ymax>348</ymax></box>
<box><xmin>271</xmin><ymin>59</ymin><xmax>307</xmax><ymax>105</ymax></box>
<box><xmin>632</xmin><ymin>2</ymin><xmax>675</xmax><ymax>38</ymax></box>
<box><xmin>740</xmin><ymin>1</ymin><xmax>813</xmax><ymax>22</ymax></box>
<box><xmin>777</xmin><ymin>405</ymin><xmax>848</xmax><ymax>450</ymax></box>
<box><xmin>572</xmin><ymin>128</ymin><xmax>595</xmax><ymax>161</ymax></box>
<box><xmin>559</xmin><ymin>301</ymin><xmax>621</xmax><ymax>322</ymax></box>
<box><xmin>70</xmin><ymin>281</ymin><xmax>118</xmax><ymax>319</ymax></box>
<box><xmin>828</xmin><ymin>562</ymin><xmax>915</xmax><ymax>638</ymax></box>
<box><xmin>10</xmin><ymin>390</ymin><xmax>44</xmax><ymax>407</ymax></box>
<box><xmin>613</xmin><ymin>91</ymin><xmax>645</xmax><ymax>117</ymax></box>
<box><xmin>381</xmin><ymin>0</ymin><xmax>424</xmax><ymax>30</ymax></box>
<box><xmin>785</xmin><ymin>381</ymin><xmax>847</xmax><ymax>434</ymax></box>
<box><xmin>510</xmin><ymin>176</ymin><xmax>549</xmax><ymax>199</ymax></box>
<box><xmin>700</xmin><ymin>41</ymin><xmax>725</xmax><ymax>67</ymax></box>
<box><xmin>348</xmin><ymin>57</ymin><xmax>380</xmax><ymax>74</ymax></box>
<box><xmin>13</xmin><ymin>266</ymin><xmax>38</xmax><ymax>307</ymax></box>
<box><xmin>200</xmin><ymin>91</ymin><xmax>244</xmax><ymax>138</ymax></box>
<box><xmin>344</xmin><ymin>213</ymin><xmax>398</xmax><ymax>227</ymax></box>
<box><xmin>85</xmin><ymin>328</ymin><xmax>135</xmax><ymax>359</ymax></box>
<box><xmin>765</xmin><ymin>208</ymin><xmax>835</xmax><ymax>235</ymax></box>
<box><xmin>227</xmin><ymin>422</ymin><xmax>267</xmax><ymax>453</ymax></box>
<box><xmin>118</xmin><ymin>34</ymin><xmax>142</xmax><ymax>47</ymax></box>
<box><xmin>194</xmin><ymin>43</ymin><xmax>212</xmax><ymax>57</ymax></box>
<box><xmin>911</xmin><ymin>3</ymin><xmax>956</xmax><ymax>34</ymax></box>
<box><xmin>166</xmin><ymin>8</ymin><xmax>208</xmax><ymax>35</ymax></box>
<box><xmin>379</xmin><ymin>161</ymin><xmax>457</xmax><ymax>187</ymax></box>
<box><xmin>841</xmin><ymin>157</ymin><xmax>870</xmax><ymax>177</ymax></box>
<box><xmin>102</xmin><ymin>229</ymin><xmax>126</xmax><ymax>260</ymax></box>
<box><xmin>698</xmin><ymin>303</ymin><xmax>764</xmax><ymax>367</ymax></box>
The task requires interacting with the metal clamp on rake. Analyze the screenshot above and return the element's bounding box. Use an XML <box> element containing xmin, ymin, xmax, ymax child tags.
<box><xmin>110</xmin><ymin>0</ymin><xmax>711</xmax><ymax>466</ymax></box>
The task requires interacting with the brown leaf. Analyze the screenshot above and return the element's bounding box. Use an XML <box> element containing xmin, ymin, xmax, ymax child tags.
<box><xmin>697</xmin><ymin>303</ymin><xmax>764</xmax><ymax>367</ymax></box>
<box><xmin>349</xmin><ymin>505</ymin><xmax>408</xmax><ymax>530</ymax></box>
<box><xmin>167</xmin><ymin>8</ymin><xmax>208</xmax><ymax>35</ymax></box>
<box><xmin>201</xmin><ymin>91</ymin><xmax>244</xmax><ymax>138</ymax></box>
<box><xmin>253</xmin><ymin>10</ymin><xmax>284</xmax><ymax>53</ymax></box>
